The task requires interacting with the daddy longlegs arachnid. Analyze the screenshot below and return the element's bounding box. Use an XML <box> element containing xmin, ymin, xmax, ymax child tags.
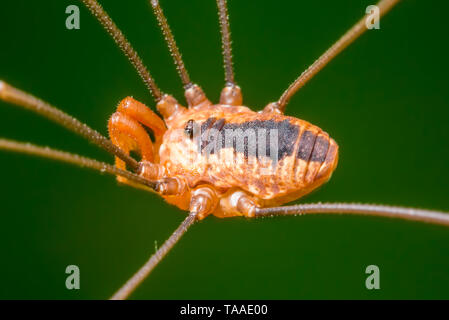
<box><xmin>1</xmin><ymin>0</ymin><xmax>448</xmax><ymax>299</ymax></box>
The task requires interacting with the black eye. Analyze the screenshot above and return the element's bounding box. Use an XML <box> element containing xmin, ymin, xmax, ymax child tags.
<box><xmin>184</xmin><ymin>119</ymin><xmax>194</xmax><ymax>139</ymax></box>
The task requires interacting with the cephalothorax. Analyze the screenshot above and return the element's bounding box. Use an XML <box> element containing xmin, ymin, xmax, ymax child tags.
<box><xmin>0</xmin><ymin>0</ymin><xmax>448</xmax><ymax>300</ymax></box>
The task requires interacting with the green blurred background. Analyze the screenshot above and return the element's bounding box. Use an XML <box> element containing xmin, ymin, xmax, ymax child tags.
<box><xmin>0</xmin><ymin>0</ymin><xmax>448</xmax><ymax>299</ymax></box>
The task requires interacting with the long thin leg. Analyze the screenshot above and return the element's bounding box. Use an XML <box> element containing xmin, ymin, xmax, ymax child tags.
<box><xmin>110</xmin><ymin>185</ymin><xmax>220</xmax><ymax>299</ymax></box>
<box><xmin>273</xmin><ymin>0</ymin><xmax>401</xmax><ymax>112</ymax></box>
<box><xmin>216</xmin><ymin>0</ymin><xmax>235</xmax><ymax>86</ymax></box>
<box><xmin>0</xmin><ymin>80</ymin><xmax>139</xmax><ymax>171</ymax></box>
<box><xmin>148</xmin><ymin>0</ymin><xmax>210</xmax><ymax>108</ymax></box>
<box><xmin>216</xmin><ymin>0</ymin><xmax>242</xmax><ymax>106</ymax></box>
<box><xmin>81</xmin><ymin>0</ymin><xmax>162</xmax><ymax>101</ymax></box>
<box><xmin>149</xmin><ymin>0</ymin><xmax>192</xmax><ymax>89</ymax></box>
<box><xmin>110</xmin><ymin>210</ymin><xmax>198</xmax><ymax>300</ymax></box>
<box><xmin>0</xmin><ymin>139</ymin><xmax>156</xmax><ymax>189</ymax></box>
<box><xmin>255</xmin><ymin>203</ymin><xmax>449</xmax><ymax>227</ymax></box>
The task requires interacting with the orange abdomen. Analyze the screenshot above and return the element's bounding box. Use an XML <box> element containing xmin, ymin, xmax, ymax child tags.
<box><xmin>161</xmin><ymin>109</ymin><xmax>338</xmax><ymax>204</ymax></box>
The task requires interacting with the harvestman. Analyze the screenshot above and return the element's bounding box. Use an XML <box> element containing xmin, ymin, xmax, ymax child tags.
<box><xmin>0</xmin><ymin>0</ymin><xmax>448</xmax><ymax>299</ymax></box>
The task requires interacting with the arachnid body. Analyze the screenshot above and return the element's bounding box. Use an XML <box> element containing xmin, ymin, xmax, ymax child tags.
<box><xmin>111</xmin><ymin>88</ymin><xmax>338</xmax><ymax>219</ymax></box>
<box><xmin>0</xmin><ymin>0</ymin><xmax>448</xmax><ymax>300</ymax></box>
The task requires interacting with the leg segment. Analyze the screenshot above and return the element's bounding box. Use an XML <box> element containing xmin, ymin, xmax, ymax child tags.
<box><xmin>190</xmin><ymin>186</ymin><xmax>219</xmax><ymax>220</ymax></box>
<box><xmin>219</xmin><ymin>190</ymin><xmax>258</xmax><ymax>218</ymax></box>
<box><xmin>185</xmin><ymin>84</ymin><xmax>212</xmax><ymax>109</ymax></box>
<box><xmin>219</xmin><ymin>84</ymin><xmax>242</xmax><ymax>106</ymax></box>
<box><xmin>262</xmin><ymin>102</ymin><xmax>283</xmax><ymax>114</ymax></box>
<box><xmin>156</xmin><ymin>94</ymin><xmax>187</xmax><ymax>123</ymax></box>
<box><xmin>155</xmin><ymin>179</ymin><xmax>219</xmax><ymax>220</ymax></box>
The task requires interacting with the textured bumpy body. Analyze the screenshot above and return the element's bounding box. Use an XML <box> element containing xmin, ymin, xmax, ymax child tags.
<box><xmin>159</xmin><ymin>104</ymin><xmax>339</xmax><ymax>208</ymax></box>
